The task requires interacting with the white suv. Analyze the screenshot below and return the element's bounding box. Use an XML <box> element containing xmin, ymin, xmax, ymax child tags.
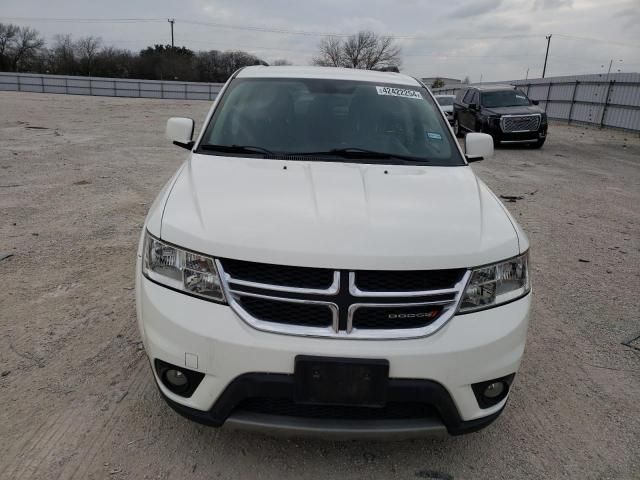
<box><xmin>136</xmin><ymin>66</ymin><xmax>531</xmax><ymax>438</ymax></box>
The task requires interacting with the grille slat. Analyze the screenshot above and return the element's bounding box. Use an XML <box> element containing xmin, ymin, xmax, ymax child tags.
<box><xmin>221</xmin><ymin>259</ymin><xmax>334</xmax><ymax>289</ymax></box>
<box><xmin>236</xmin><ymin>296</ymin><xmax>333</xmax><ymax>328</ymax></box>
<box><xmin>501</xmin><ymin>115</ymin><xmax>541</xmax><ymax>133</ymax></box>
<box><xmin>355</xmin><ymin>269</ymin><xmax>465</xmax><ymax>292</ymax></box>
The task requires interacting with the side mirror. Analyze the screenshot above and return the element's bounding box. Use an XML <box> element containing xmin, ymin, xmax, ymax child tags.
<box><xmin>531</xmin><ymin>100</ymin><xmax>539</xmax><ymax>105</ymax></box>
<box><xmin>166</xmin><ymin>117</ymin><xmax>195</xmax><ymax>150</ymax></box>
<box><xmin>468</xmin><ymin>103</ymin><xmax>478</xmax><ymax>111</ymax></box>
<box><xmin>465</xmin><ymin>133</ymin><xmax>494</xmax><ymax>162</ymax></box>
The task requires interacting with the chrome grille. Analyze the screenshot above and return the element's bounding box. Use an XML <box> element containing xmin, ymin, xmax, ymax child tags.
<box><xmin>217</xmin><ymin>259</ymin><xmax>470</xmax><ymax>339</ymax></box>
<box><xmin>500</xmin><ymin>114</ymin><xmax>541</xmax><ymax>133</ymax></box>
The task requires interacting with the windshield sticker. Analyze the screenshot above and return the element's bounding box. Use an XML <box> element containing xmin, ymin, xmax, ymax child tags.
<box><xmin>426</xmin><ymin>132</ymin><xmax>442</xmax><ymax>140</ymax></box>
<box><xmin>376</xmin><ymin>86</ymin><xmax>423</xmax><ymax>99</ymax></box>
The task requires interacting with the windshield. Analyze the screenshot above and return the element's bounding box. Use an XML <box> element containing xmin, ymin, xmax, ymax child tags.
<box><xmin>436</xmin><ymin>96</ymin><xmax>454</xmax><ymax>106</ymax></box>
<box><xmin>481</xmin><ymin>90</ymin><xmax>530</xmax><ymax>108</ymax></box>
<box><xmin>199</xmin><ymin>77</ymin><xmax>464</xmax><ymax>166</ymax></box>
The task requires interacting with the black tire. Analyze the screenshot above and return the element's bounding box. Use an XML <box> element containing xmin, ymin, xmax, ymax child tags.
<box><xmin>453</xmin><ymin>118</ymin><xmax>463</xmax><ymax>138</ymax></box>
<box><xmin>531</xmin><ymin>138</ymin><xmax>546</xmax><ymax>149</ymax></box>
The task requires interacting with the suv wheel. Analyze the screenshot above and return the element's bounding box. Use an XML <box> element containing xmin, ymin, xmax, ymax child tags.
<box><xmin>453</xmin><ymin>119</ymin><xmax>462</xmax><ymax>138</ymax></box>
<box><xmin>531</xmin><ymin>138</ymin><xmax>546</xmax><ymax>149</ymax></box>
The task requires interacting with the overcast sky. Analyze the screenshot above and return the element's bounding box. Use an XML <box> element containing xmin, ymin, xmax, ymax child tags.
<box><xmin>2</xmin><ymin>0</ymin><xmax>639</xmax><ymax>81</ymax></box>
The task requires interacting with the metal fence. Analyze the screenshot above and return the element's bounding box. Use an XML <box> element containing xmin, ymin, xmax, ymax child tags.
<box><xmin>0</xmin><ymin>72</ymin><xmax>224</xmax><ymax>101</ymax></box>
<box><xmin>2</xmin><ymin>71</ymin><xmax>640</xmax><ymax>131</ymax></box>
<box><xmin>433</xmin><ymin>72</ymin><xmax>640</xmax><ymax>132</ymax></box>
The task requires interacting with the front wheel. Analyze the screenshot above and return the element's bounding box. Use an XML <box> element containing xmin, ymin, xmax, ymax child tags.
<box><xmin>453</xmin><ymin>118</ymin><xmax>462</xmax><ymax>138</ymax></box>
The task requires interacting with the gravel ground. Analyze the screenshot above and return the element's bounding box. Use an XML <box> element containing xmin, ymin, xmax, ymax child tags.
<box><xmin>1</xmin><ymin>92</ymin><xmax>639</xmax><ymax>480</ymax></box>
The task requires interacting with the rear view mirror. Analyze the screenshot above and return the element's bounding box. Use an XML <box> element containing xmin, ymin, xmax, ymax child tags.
<box><xmin>465</xmin><ymin>133</ymin><xmax>494</xmax><ymax>162</ymax></box>
<box><xmin>166</xmin><ymin>117</ymin><xmax>195</xmax><ymax>150</ymax></box>
<box><xmin>531</xmin><ymin>100</ymin><xmax>539</xmax><ymax>105</ymax></box>
<box><xmin>468</xmin><ymin>103</ymin><xmax>478</xmax><ymax>111</ymax></box>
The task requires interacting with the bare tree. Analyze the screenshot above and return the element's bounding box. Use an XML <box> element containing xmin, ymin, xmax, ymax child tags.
<box><xmin>48</xmin><ymin>34</ymin><xmax>77</xmax><ymax>74</ymax></box>
<box><xmin>312</xmin><ymin>31</ymin><xmax>401</xmax><ymax>70</ymax></box>
<box><xmin>343</xmin><ymin>31</ymin><xmax>377</xmax><ymax>68</ymax></box>
<box><xmin>75</xmin><ymin>36</ymin><xmax>102</xmax><ymax>75</ymax></box>
<box><xmin>361</xmin><ymin>34</ymin><xmax>401</xmax><ymax>70</ymax></box>
<box><xmin>312</xmin><ymin>37</ymin><xmax>343</xmax><ymax>67</ymax></box>
<box><xmin>0</xmin><ymin>23</ymin><xmax>19</xmax><ymax>69</ymax></box>
<box><xmin>9</xmin><ymin>26</ymin><xmax>45</xmax><ymax>71</ymax></box>
<box><xmin>272</xmin><ymin>59</ymin><xmax>292</xmax><ymax>66</ymax></box>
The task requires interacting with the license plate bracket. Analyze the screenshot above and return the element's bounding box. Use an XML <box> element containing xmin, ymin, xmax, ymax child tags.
<box><xmin>294</xmin><ymin>356</ymin><xmax>389</xmax><ymax>407</ymax></box>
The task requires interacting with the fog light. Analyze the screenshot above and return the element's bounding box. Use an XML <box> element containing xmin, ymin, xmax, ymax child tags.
<box><xmin>471</xmin><ymin>373</ymin><xmax>515</xmax><ymax>409</ymax></box>
<box><xmin>483</xmin><ymin>382</ymin><xmax>505</xmax><ymax>399</ymax></box>
<box><xmin>154</xmin><ymin>359</ymin><xmax>204</xmax><ymax>398</ymax></box>
<box><xmin>165</xmin><ymin>369</ymin><xmax>189</xmax><ymax>389</ymax></box>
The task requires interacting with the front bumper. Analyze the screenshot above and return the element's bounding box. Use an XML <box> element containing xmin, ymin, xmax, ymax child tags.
<box><xmin>137</xmin><ymin>271</ymin><xmax>530</xmax><ymax>437</ymax></box>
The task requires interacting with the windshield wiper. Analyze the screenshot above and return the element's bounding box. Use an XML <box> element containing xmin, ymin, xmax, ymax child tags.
<box><xmin>199</xmin><ymin>144</ymin><xmax>275</xmax><ymax>156</ymax></box>
<box><xmin>292</xmin><ymin>148</ymin><xmax>423</xmax><ymax>163</ymax></box>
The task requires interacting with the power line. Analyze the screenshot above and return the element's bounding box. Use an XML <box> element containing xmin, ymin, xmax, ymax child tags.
<box><xmin>3</xmin><ymin>16</ymin><xmax>637</xmax><ymax>47</ymax></box>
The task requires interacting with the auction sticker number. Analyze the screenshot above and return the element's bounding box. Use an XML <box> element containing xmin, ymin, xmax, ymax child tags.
<box><xmin>376</xmin><ymin>86</ymin><xmax>423</xmax><ymax>99</ymax></box>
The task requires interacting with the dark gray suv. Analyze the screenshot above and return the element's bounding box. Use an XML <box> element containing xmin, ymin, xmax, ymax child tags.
<box><xmin>453</xmin><ymin>85</ymin><xmax>548</xmax><ymax>148</ymax></box>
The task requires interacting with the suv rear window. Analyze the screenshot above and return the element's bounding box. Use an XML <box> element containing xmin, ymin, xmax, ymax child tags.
<box><xmin>436</xmin><ymin>96</ymin><xmax>454</xmax><ymax>106</ymax></box>
<box><xmin>199</xmin><ymin>77</ymin><xmax>465</xmax><ymax>167</ymax></box>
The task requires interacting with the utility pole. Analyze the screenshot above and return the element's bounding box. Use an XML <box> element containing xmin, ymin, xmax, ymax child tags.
<box><xmin>168</xmin><ymin>18</ymin><xmax>175</xmax><ymax>48</ymax></box>
<box><xmin>607</xmin><ymin>59</ymin><xmax>623</xmax><ymax>76</ymax></box>
<box><xmin>542</xmin><ymin>34</ymin><xmax>552</xmax><ymax>78</ymax></box>
<box><xmin>526</xmin><ymin>67</ymin><xmax>529</xmax><ymax>80</ymax></box>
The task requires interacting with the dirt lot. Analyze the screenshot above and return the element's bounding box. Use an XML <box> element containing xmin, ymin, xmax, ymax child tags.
<box><xmin>1</xmin><ymin>92</ymin><xmax>639</xmax><ymax>480</ymax></box>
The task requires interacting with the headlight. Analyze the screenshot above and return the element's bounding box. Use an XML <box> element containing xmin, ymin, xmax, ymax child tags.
<box><xmin>459</xmin><ymin>252</ymin><xmax>530</xmax><ymax>313</ymax></box>
<box><xmin>142</xmin><ymin>232</ymin><xmax>225</xmax><ymax>303</ymax></box>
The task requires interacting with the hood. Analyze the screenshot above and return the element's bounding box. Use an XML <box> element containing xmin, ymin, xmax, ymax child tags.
<box><xmin>158</xmin><ymin>154</ymin><xmax>520</xmax><ymax>270</ymax></box>
<box><xmin>483</xmin><ymin>105</ymin><xmax>545</xmax><ymax>116</ymax></box>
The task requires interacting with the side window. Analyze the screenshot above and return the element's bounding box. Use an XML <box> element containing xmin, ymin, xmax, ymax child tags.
<box><xmin>462</xmin><ymin>89</ymin><xmax>475</xmax><ymax>104</ymax></box>
<box><xmin>471</xmin><ymin>91</ymin><xmax>479</xmax><ymax>105</ymax></box>
<box><xmin>456</xmin><ymin>88</ymin><xmax>467</xmax><ymax>102</ymax></box>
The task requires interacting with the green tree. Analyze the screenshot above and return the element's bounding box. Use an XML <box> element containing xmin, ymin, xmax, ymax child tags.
<box><xmin>431</xmin><ymin>78</ymin><xmax>445</xmax><ymax>89</ymax></box>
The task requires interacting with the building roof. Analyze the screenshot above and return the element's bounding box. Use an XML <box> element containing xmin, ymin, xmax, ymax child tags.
<box><xmin>237</xmin><ymin>66</ymin><xmax>420</xmax><ymax>86</ymax></box>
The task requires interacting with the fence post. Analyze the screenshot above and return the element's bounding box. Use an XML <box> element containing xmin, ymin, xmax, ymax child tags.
<box><xmin>64</xmin><ymin>76</ymin><xmax>68</xmax><ymax>94</ymax></box>
<box><xmin>89</xmin><ymin>77</ymin><xmax>93</xmax><ymax>96</ymax></box>
<box><xmin>544</xmin><ymin>82</ymin><xmax>552</xmax><ymax>112</ymax></box>
<box><xmin>114</xmin><ymin>79</ymin><xmax>117</xmax><ymax>97</ymax></box>
<box><xmin>16</xmin><ymin>74</ymin><xmax>21</xmax><ymax>92</ymax></box>
<box><xmin>567</xmin><ymin>80</ymin><xmax>579</xmax><ymax>124</ymax></box>
<box><xmin>41</xmin><ymin>75</ymin><xmax>45</xmax><ymax>93</ymax></box>
<box><xmin>600</xmin><ymin>80</ymin><xmax>614</xmax><ymax>129</ymax></box>
<box><xmin>160</xmin><ymin>81</ymin><xmax>164</xmax><ymax>99</ymax></box>
<box><xmin>208</xmin><ymin>83</ymin><xmax>212</xmax><ymax>101</ymax></box>
<box><xmin>138</xmin><ymin>81</ymin><xmax>141</xmax><ymax>98</ymax></box>
<box><xmin>185</xmin><ymin>82</ymin><xmax>188</xmax><ymax>100</ymax></box>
